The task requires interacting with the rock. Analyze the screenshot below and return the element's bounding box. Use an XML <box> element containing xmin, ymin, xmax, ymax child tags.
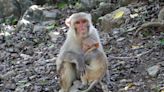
<box><xmin>16</xmin><ymin>5</ymin><xmax>58</xmax><ymax>45</ymax></box>
<box><xmin>2</xmin><ymin>70</ymin><xmax>16</xmax><ymax>80</ymax></box>
<box><xmin>34</xmin><ymin>66</ymin><xmax>46</xmax><ymax>74</ymax></box>
<box><xmin>99</xmin><ymin>7</ymin><xmax>131</xmax><ymax>32</ymax></box>
<box><xmin>0</xmin><ymin>0</ymin><xmax>33</xmax><ymax>18</ymax></box>
<box><xmin>16</xmin><ymin>5</ymin><xmax>43</xmax><ymax>31</ymax></box>
<box><xmin>34</xmin><ymin>85</ymin><xmax>42</xmax><ymax>92</ymax></box>
<box><xmin>91</xmin><ymin>2</ymin><xmax>114</xmax><ymax>22</ymax></box>
<box><xmin>20</xmin><ymin>54</ymin><xmax>32</xmax><ymax>60</ymax></box>
<box><xmin>43</xmin><ymin>9</ymin><xmax>60</xmax><ymax>20</ymax></box>
<box><xmin>15</xmin><ymin>86</ymin><xmax>25</xmax><ymax>92</ymax></box>
<box><xmin>48</xmin><ymin>31</ymin><xmax>60</xmax><ymax>43</ymax></box>
<box><xmin>0</xmin><ymin>0</ymin><xmax>20</xmax><ymax>18</ymax></box>
<box><xmin>79</xmin><ymin>0</ymin><xmax>107</xmax><ymax>10</ymax></box>
<box><xmin>119</xmin><ymin>0</ymin><xmax>138</xmax><ymax>6</ymax></box>
<box><xmin>147</xmin><ymin>65</ymin><xmax>160</xmax><ymax>77</ymax></box>
<box><xmin>5</xmin><ymin>82</ymin><xmax>16</xmax><ymax>90</ymax></box>
<box><xmin>32</xmin><ymin>0</ymin><xmax>47</xmax><ymax>5</ymax></box>
<box><xmin>17</xmin><ymin>5</ymin><xmax>60</xmax><ymax>28</ymax></box>
<box><xmin>116</xmin><ymin>37</ymin><xmax>125</xmax><ymax>42</ymax></box>
<box><xmin>158</xmin><ymin>7</ymin><xmax>164</xmax><ymax>21</ymax></box>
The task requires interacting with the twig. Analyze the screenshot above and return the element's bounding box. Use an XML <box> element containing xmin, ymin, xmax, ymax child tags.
<box><xmin>45</xmin><ymin>57</ymin><xmax>56</xmax><ymax>62</ymax></box>
<box><xmin>134</xmin><ymin>22</ymin><xmax>164</xmax><ymax>36</ymax></box>
<box><xmin>108</xmin><ymin>48</ymin><xmax>154</xmax><ymax>60</ymax></box>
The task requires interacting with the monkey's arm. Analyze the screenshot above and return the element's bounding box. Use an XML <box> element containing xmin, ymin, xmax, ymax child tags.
<box><xmin>59</xmin><ymin>51</ymin><xmax>86</xmax><ymax>75</ymax></box>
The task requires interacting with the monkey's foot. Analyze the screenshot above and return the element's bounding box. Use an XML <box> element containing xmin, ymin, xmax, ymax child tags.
<box><xmin>78</xmin><ymin>84</ymin><xmax>89</xmax><ymax>90</ymax></box>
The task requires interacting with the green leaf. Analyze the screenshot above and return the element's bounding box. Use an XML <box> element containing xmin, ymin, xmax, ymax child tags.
<box><xmin>159</xmin><ymin>38</ymin><xmax>164</xmax><ymax>45</ymax></box>
<box><xmin>57</xmin><ymin>2</ymin><xmax>67</xmax><ymax>9</ymax></box>
<box><xmin>46</xmin><ymin>23</ymin><xmax>58</xmax><ymax>31</ymax></box>
<box><xmin>12</xmin><ymin>18</ymin><xmax>18</xmax><ymax>25</ymax></box>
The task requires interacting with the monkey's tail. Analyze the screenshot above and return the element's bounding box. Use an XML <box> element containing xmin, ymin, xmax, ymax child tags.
<box><xmin>81</xmin><ymin>80</ymin><xmax>99</xmax><ymax>92</ymax></box>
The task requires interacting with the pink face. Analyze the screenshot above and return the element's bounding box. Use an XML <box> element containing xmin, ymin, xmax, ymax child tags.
<box><xmin>74</xmin><ymin>19</ymin><xmax>89</xmax><ymax>38</ymax></box>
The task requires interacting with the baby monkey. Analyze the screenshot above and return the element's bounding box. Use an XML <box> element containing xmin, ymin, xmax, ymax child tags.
<box><xmin>82</xmin><ymin>36</ymin><xmax>99</xmax><ymax>54</ymax></box>
<box><xmin>60</xmin><ymin>37</ymin><xmax>105</xmax><ymax>92</ymax></box>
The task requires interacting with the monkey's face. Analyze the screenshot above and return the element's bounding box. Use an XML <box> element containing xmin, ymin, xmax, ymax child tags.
<box><xmin>74</xmin><ymin>19</ymin><xmax>89</xmax><ymax>38</ymax></box>
<box><xmin>65</xmin><ymin>12</ymin><xmax>92</xmax><ymax>39</ymax></box>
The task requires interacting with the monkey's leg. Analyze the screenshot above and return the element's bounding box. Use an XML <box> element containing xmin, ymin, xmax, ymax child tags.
<box><xmin>78</xmin><ymin>67</ymin><xmax>90</xmax><ymax>90</ymax></box>
<box><xmin>59</xmin><ymin>62</ymin><xmax>76</xmax><ymax>92</ymax></box>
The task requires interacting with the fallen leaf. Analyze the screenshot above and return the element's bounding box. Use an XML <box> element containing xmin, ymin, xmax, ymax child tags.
<box><xmin>124</xmin><ymin>83</ymin><xmax>135</xmax><ymax>90</ymax></box>
<box><xmin>113</xmin><ymin>11</ymin><xmax>124</xmax><ymax>19</ymax></box>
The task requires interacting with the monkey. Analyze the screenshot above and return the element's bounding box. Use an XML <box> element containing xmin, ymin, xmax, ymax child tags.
<box><xmin>78</xmin><ymin>50</ymin><xmax>108</xmax><ymax>92</ymax></box>
<box><xmin>59</xmin><ymin>39</ymin><xmax>107</xmax><ymax>92</ymax></box>
<box><xmin>82</xmin><ymin>35</ymin><xmax>99</xmax><ymax>54</ymax></box>
<box><xmin>56</xmin><ymin>12</ymin><xmax>108</xmax><ymax>92</ymax></box>
<box><xmin>59</xmin><ymin>36</ymin><xmax>99</xmax><ymax>73</ymax></box>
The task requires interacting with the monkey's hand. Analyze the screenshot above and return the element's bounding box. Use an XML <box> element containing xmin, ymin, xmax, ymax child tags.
<box><xmin>76</xmin><ymin>57</ymin><xmax>86</xmax><ymax>76</ymax></box>
<box><xmin>78</xmin><ymin>63</ymin><xmax>86</xmax><ymax>76</ymax></box>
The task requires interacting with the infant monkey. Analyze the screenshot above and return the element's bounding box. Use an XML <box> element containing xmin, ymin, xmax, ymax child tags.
<box><xmin>82</xmin><ymin>36</ymin><xmax>99</xmax><ymax>54</ymax></box>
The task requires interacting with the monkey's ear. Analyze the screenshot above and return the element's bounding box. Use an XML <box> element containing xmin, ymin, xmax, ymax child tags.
<box><xmin>65</xmin><ymin>18</ymin><xmax>71</xmax><ymax>27</ymax></box>
<box><xmin>87</xmin><ymin>14</ymin><xmax>92</xmax><ymax>20</ymax></box>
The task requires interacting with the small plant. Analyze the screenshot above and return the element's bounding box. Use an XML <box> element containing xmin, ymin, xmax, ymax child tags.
<box><xmin>56</xmin><ymin>2</ymin><xmax>67</xmax><ymax>9</ymax></box>
<box><xmin>4</xmin><ymin>17</ymin><xmax>18</xmax><ymax>25</ymax></box>
<box><xmin>159</xmin><ymin>38</ymin><xmax>164</xmax><ymax>45</ymax></box>
<box><xmin>46</xmin><ymin>22</ymin><xmax>58</xmax><ymax>31</ymax></box>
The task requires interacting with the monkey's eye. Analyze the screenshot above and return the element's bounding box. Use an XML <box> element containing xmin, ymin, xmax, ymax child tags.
<box><xmin>81</xmin><ymin>19</ymin><xmax>87</xmax><ymax>23</ymax></box>
<box><xmin>75</xmin><ymin>19</ymin><xmax>88</xmax><ymax>25</ymax></box>
<box><xmin>75</xmin><ymin>21</ymin><xmax>80</xmax><ymax>24</ymax></box>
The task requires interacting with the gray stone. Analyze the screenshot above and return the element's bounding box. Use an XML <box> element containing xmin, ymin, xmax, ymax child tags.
<box><xmin>147</xmin><ymin>65</ymin><xmax>160</xmax><ymax>77</ymax></box>
<box><xmin>0</xmin><ymin>0</ymin><xmax>33</xmax><ymax>18</ymax></box>
<box><xmin>5</xmin><ymin>82</ymin><xmax>16</xmax><ymax>90</ymax></box>
<box><xmin>15</xmin><ymin>86</ymin><xmax>24</xmax><ymax>92</ymax></box>
<box><xmin>2</xmin><ymin>70</ymin><xmax>16</xmax><ymax>80</ymax></box>
<box><xmin>43</xmin><ymin>10</ymin><xmax>60</xmax><ymax>20</ymax></box>
<box><xmin>80</xmin><ymin>0</ymin><xmax>107</xmax><ymax>10</ymax></box>
<box><xmin>0</xmin><ymin>0</ymin><xmax>19</xmax><ymax>17</ymax></box>
<box><xmin>99</xmin><ymin>7</ymin><xmax>131</xmax><ymax>32</ymax></box>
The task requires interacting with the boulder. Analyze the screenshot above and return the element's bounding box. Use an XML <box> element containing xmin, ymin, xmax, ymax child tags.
<box><xmin>79</xmin><ymin>0</ymin><xmax>108</xmax><ymax>10</ymax></box>
<box><xmin>16</xmin><ymin>5</ymin><xmax>60</xmax><ymax>32</ymax></box>
<box><xmin>0</xmin><ymin>0</ymin><xmax>33</xmax><ymax>18</ymax></box>
<box><xmin>15</xmin><ymin>5</ymin><xmax>61</xmax><ymax>46</ymax></box>
<box><xmin>119</xmin><ymin>0</ymin><xmax>138</xmax><ymax>6</ymax></box>
<box><xmin>0</xmin><ymin>0</ymin><xmax>20</xmax><ymax>18</ymax></box>
<box><xmin>91</xmin><ymin>2</ymin><xmax>115</xmax><ymax>23</ymax></box>
<box><xmin>99</xmin><ymin>7</ymin><xmax>131</xmax><ymax>32</ymax></box>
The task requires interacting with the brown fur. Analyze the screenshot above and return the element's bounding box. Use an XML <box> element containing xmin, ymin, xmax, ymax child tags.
<box><xmin>80</xmin><ymin>49</ymin><xmax>108</xmax><ymax>92</ymax></box>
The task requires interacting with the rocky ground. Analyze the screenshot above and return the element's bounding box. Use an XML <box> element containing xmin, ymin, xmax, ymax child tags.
<box><xmin>0</xmin><ymin>0</ymin><xmax>164</xmax><ymax>92</ymax></box>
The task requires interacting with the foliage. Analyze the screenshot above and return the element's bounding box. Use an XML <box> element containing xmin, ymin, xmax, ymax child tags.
<box><xmin>56</xmin><ymin>2</ymin><xmax>68</xmax><ymax>9</ymax></box>
<box><xmin>4</xmin><ymin>17</ymin><xmax>18</xmax><ymax>25</ymax></box>
<box><xmin>46</xmin><ymin>22</ymin><xmax>58</xmax><ymax>31</ymax></box>
<box><xmin>159</xmin><ymin>38</ymin><xmax>164</xmax><ymax>45</ymax></box>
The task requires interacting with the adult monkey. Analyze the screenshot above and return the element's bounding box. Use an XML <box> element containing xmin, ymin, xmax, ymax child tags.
<box><xmin>56</xmin><ymin>12</ymin><xmax>108</xmax><ymax>92</ymax></box>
